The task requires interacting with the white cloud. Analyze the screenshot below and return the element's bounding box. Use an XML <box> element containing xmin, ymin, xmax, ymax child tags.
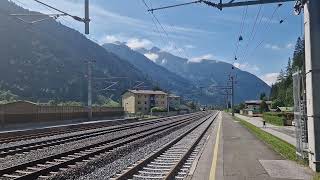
<box><xmin>126</xmin><ymin>38</ymin><xmax>153</xmax><ymax>50</ymax></box>
<box><xmin>189</xmin><ymin>54</ymin><xmax>214</xmax><ymax>63</ymax></box>
<box><xmin>15</xmin><ymin>0</ymin><xmax>215</xmax><ymax>42</ymax></box>
<box><xmin>265</xmin><ymin>44</ymin><xmax>281</xmax><ymax>50</ymax></box>
<box><xmin>233</xmin><ymin>62</ymin><xmax>260</xmax><ymax>73</ymax></box>
<box><xmin>99</xmin><ymin>35</ymin><xmax>119</xmax><ymax>44</ymax></box>
<box><xmin>286</xmin><ymin>43</ymin><xmax>294</xmax><ymax>49</ymax></box>
<box><xmin>162</xmin><ymin>42</ymin><xmax>184</xmax><ymax>56</ymax></box>
<box><xmin>144</xmin><ymin>53</ymin><xmax>159</xmax><ymax>62</ymax></box>
<box><xmin>185</xmin><ymin>45</ymin><xmax>195</xmax><ymax>49</ymax></box>
<box><xmin>161</xmin><ymin>59</ymin><xmax>167</xmax><ymax>65</ymax></box>
<box><xmin>260</xmin><ymin>73</ymin><xmax>279</xmax><ymax>86</ymax></box>
<box><xmin>265</xmin><ymin>42</ymin><xmax>295</xmax><ymax>50</ymax></box>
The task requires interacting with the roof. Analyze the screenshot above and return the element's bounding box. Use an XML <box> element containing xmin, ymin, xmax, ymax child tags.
<box><xmin>245</xmin><ymin>100</ymin><xmax>272</xmax><ymax>104</ymax></box>
<box><xmin>127</xmin><ymin>90</ymin><xmax>167</xmax><ymax>95</ymax></box>
<box><xmin>169</xmin><ymin>94</ymin><xmax>180</xmax><ymax>98</ymax></box>
<box><xmin>277</xmin><ymin>107</ymin><xmax>294</xmax><ymax>112</ymax></box>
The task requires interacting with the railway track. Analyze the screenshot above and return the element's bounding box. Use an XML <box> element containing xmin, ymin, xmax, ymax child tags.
<box><xmin>0</xmin><ymin>112</ymin><xmax>205</xmax><ymax>158</ymax></box>
<box><xmin>112</xmin><ymin>111</ymin><xmax>219</xmax><ymax>180</ymax></box>
<box><xmin>0</xmin><ymin>118</ymin><xmax>140</xmax><ymax>144</ymax></box>
<box><xmin>0</xmin><ymin>112</ymin><xmax>212</xmax><ymax>179</ymax></box>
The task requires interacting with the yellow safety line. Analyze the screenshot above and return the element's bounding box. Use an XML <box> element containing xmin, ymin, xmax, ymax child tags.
<box><xmin>209</xmin><ymin>115</ymin><xmax>222</xmax><ymax>180</ymax></box>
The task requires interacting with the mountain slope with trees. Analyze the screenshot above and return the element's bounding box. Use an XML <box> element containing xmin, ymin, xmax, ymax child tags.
<box><xmin>102</xmin><ymin>43</ymin><xmax>195</xmax><ymax>95</ymax></box>
<box><xmin>0</xmin><ymin>1</ymin><xmax>151</xmax><ymax>103</ymax></box>
<box><xmin>270</xmin><ymin>37</ymin><xmax>305</xmax><ymax>108</ymax></box>
<box><xmin>137</xmin><ymin>47</ymin><xmax>271</xmax><ymax>104</ymax></box>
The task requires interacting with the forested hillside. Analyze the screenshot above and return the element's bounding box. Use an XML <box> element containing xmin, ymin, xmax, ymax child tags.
<box><xmin>0</xmin><ymin>1</ymin><xmax>150</xmax><ymax>103</ymax></box>
<box><xmin>269</xmin><ymin>37</ymin><xmax>305</xmax><ymax>107</ymax></box>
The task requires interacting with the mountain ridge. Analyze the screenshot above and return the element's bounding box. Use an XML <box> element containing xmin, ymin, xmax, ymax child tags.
<box><xmin>0</xmin><ymin>1</ymin><xmax>152</xmax><ymax>102</ymax></box>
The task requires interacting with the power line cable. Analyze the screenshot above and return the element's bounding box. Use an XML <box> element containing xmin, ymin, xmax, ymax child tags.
<box><xmin>141</xmin><ymin>0</ymin><xmax>167</xmax><ymax>48</ymax></box>
<box><xmin>143</xmin><ymin>0</ymin><xmax>186</xmax><ymax>58</ymax></box>
<box><xmin>242</xmin><ymin>4</ymin><xmax>282</xmax><ymax>61</ymax></box>
<box><xmin>238</xmin><ymin>5</ymin><xmax>263</xmax><ymax>61</ymax></box>
<box><xmin>233</xmin><ymin>6</ymin><xmax>248</xmax><ymax>60</ymax></box>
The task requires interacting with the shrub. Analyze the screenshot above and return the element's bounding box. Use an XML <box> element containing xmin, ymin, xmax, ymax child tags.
<box><xmin>263</xmin><ymin>112</ymin><xmax>285</xmax><ymax>126</ymax></box>
<box><xmin>151</xmin><ymin>107</ymin><xmax>167</xmax><ymax>112</ymax></box>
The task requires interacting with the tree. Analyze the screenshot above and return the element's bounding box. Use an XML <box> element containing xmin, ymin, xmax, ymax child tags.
<box><xmin>0</xmin><ymin>90</ymin><xmax>18</xmax><ymax>103</ymax></box>
<box><xmin>238</xmin><ymin>103</ymin><xmax>245</xmax><ymax>110</ymax></box>
<box><xmin>277</xmin><ymin>69</ymin><xmax>285</xmax><ymax>82</ymax></box>
<box><xmin>286</xmin><ymin>58</ymin><xmax>293</xmax><ymax>77</ymax></box>
<box><xmin>188</xmin><ymin>101</ymin><xmax>197</xmax><ymax>110</ymax></box>
<box><xmin>152</xmin><ymin>85</ymin><xmax>163</xmax><ymax>91</ymax></box>
<box><xmin>260</xmin><ymin>92</ymin><xmax>267</xmax><ymax>101</ymax></box>
<box><xmin>48</xmin><ymin>100</ymin><xmax>58</xmax><ymax>106</ymax></box>
<box><xmin>270</xmin><ymin>36</ymin><xmax>305</xmax><ymax>108</ymax></box>
<box><xmin>96</xmin><ymin>95</ymin><xmax>120</xmax><ymax>107</ymax></box>
<box><xmin>260</xmin><ymin>100</ymin><xmax>269</xmax><ymax>113</ymax></box>
<box><xmin>271</xmin><ymin>99</ymin><xmax>285</xmax><ymax>109</ymax></box>
<box><xmin>292</xmin><ymin>37</ymin><xmax>305</xmax><ymax>70</ymax></box>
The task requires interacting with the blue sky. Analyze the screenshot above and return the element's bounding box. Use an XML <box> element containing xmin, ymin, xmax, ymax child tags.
<box><xmin>13</xmin><ymin>0</ymin><xmax>302</xmax><ymax>85</ymax></box>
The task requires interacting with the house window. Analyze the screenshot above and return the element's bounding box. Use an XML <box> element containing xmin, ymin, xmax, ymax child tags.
<box><xmin>161</xmin><ymin>101</ymin><xmax>164</xmax><ymax>104</ymax></box>
<box><xmin>144</xmin><ymin>101</ymin><xmax>147</xmax><ymax>104</ymax></box>
<box><xmin>138</xmin><ymin>95</ymin><xmax>141</xmax><ymax>98</ymax></box>
<box><xmin>138</xmin><ymin>107</ymin><xmax>142</xmax><ymax>110</ymax></box>
<box><xmin>138</xmin><ymin>101</ymin><xmax>141</xmax><ymax>104</ymax></box>
<box><xmin>145</xmin><ymin>107</ymin><xmax>147</xmax><ymax>110</ymax></box>
<box><xmin>144</xmin><ymin>95</ymin><xmax>147</xmax><ymax>98</ymax></box>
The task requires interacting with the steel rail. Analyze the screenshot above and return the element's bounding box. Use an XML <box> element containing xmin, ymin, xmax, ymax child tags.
<box><xmin>112</xmin><ymin>111</ymin><xmax>218</xmax><ymax>180</ymax></box>
<box><xmin>0</xmin><ymin>119</ymin><xmax>138</xmax><ymax>144</ymax></box>
<box><xmin>0</xmin><ymin>112</ymin><xmax>198</xmax><ymax>144</ymax></box>
<box><xmin>0</xmin><ymin>112</ymin><xmax>204</xmax><ymax>157</ymax></box>
<box><xmin>0</xmin><ymin>112</ymin><xmax>211</xmax><ymax>179</ymax></box>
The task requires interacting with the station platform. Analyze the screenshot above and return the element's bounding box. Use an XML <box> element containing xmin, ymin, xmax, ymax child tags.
<box><xmin>188</xmin><ymin>112</ymin><xmax>313</xmax><ymax>180</ymax></box>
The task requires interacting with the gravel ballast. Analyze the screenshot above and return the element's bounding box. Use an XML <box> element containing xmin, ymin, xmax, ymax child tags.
<box><xmin>48</xmin><ymin>112</ymin><xmax>216</xmax><ymax>180</ymax></box>
<box><xmin>0</xmin><ymin>113</ymin><xmax>207</xmax><ymax>169</ymax></box>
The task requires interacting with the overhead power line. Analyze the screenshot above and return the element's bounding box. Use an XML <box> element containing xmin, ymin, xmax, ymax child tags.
<box><xmin>141</xmin><ymin>0</ymin><xmax>186</xmax><ymax>58</ymax></box>
<box><xmin>238</xmin><ymin>4</ymin><xmax>263</xmax><ymax>61</ymax></box>
<box><xmin>10</xmin><ymin>0</ymin><xmax>90</xmax><ymax>34</ymax></box>
<box><xmin>147</xmin><ymin>0</ymin><xmax>295</xmax><ymax>12</ymax></box>
<box><xmin>242</xmin><ymin>4</ymin><xmax>283</xmax><ymax>61</ymax></box>
<box><xmin>234</xmin><ymin>5</ymin><xmax>248</xmax><ymax>60</ymax></box>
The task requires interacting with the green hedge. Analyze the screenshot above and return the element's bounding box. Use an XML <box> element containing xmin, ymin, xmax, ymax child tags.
<box><xmin>263</xmin><ymin>112</ymin><xmax>285</xmax><ymax>126</ymax></box>
<box><xmin>151</xmin><ymin>107</ymin><xmax>167</xmax><ymax>112</ymax></box>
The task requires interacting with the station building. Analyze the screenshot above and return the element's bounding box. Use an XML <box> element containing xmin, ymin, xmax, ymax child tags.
<box><xmin>241</xmin><ymin>100</ymin><xmax>272</xmax><ymax>116</ymax></box>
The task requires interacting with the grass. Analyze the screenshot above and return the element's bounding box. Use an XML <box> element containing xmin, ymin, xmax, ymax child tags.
<box><xmin>235</xmin><ymin>116</ymin><xmax>299</xmax><ymax>162</ymax></box>
<box><xmin>262</xmin><ymin>112</ymin><xmax>285</xmax><ymax>126</ymax></box>
<box><xmin>314</xmin><ymin>174</ymin><xmax>320</xmax><ymax>180</ymax></box>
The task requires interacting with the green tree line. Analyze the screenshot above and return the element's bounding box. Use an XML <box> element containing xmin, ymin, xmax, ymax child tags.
<box><xmin>270</xmin><ymin>37</ymin><xmax>305</xmax><ymax>108</ymax></box>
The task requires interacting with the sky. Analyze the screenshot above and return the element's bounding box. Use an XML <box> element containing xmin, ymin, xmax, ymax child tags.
<box><xmin>12</xmin><ymin>0</ymin><xmax>303</xmax><ymax>86</ymax></box>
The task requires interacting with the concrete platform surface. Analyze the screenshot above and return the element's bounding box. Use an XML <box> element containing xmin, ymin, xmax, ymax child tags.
<box><xmin>189</xmin><ymin>112</ymin><xmax>313</xmax><ymax>180</ymax></box>
<box><xmin>235</xmin><ymin>113</ymin><xmax>296</xmax><ymax>146</ymax></box>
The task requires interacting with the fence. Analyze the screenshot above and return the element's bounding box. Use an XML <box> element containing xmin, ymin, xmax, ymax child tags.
<box><xmin>0</xmin><ymin>101</ymin><xmax>124</xmax><ymax>126</ymax></box>
<box><xmin>293</xmin><ymin>71</ymin><xmax>308</xmax><ymax>159</ymax></box>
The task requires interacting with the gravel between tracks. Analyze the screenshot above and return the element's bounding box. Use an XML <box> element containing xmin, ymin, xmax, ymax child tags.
<box><xmin>0</xmin><ymin>114</ymin><xmax>204</xmax><ymax>169</ymax></box>
<box><xmin>0</xmin><ymin>115</ymin><xmax>191</xmax><ymax>149</ymax></box>
<box><xmin>48</xmin><ymin>113</ymin><xmax>215</xmax><ymax>180</ymax></box>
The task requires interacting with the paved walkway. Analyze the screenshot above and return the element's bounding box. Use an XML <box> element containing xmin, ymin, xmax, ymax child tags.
<box><xmin>190</xmin><ymin>112</ymin><xmax>313</xmax><ymax>180</ymax></box>
<box><xmin>235</xmin><ymin>113</ymin><xmax>296</xmax><ymax>146</ymax></box>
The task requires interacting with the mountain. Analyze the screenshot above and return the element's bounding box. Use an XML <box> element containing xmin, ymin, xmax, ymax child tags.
<box><xmin>102</xmin><ymin>43</ymin><xmax>195</xmax><ymax>96</ymax></box>
<box><xmin>138</xmin><ymin>47</ymin><xmax>271</xmax><ymax>103</ymax></box>
<box><xmin>0</xmin><ymin>1</ymin><xmax>150</xmax><ymax>102</ymax></box>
